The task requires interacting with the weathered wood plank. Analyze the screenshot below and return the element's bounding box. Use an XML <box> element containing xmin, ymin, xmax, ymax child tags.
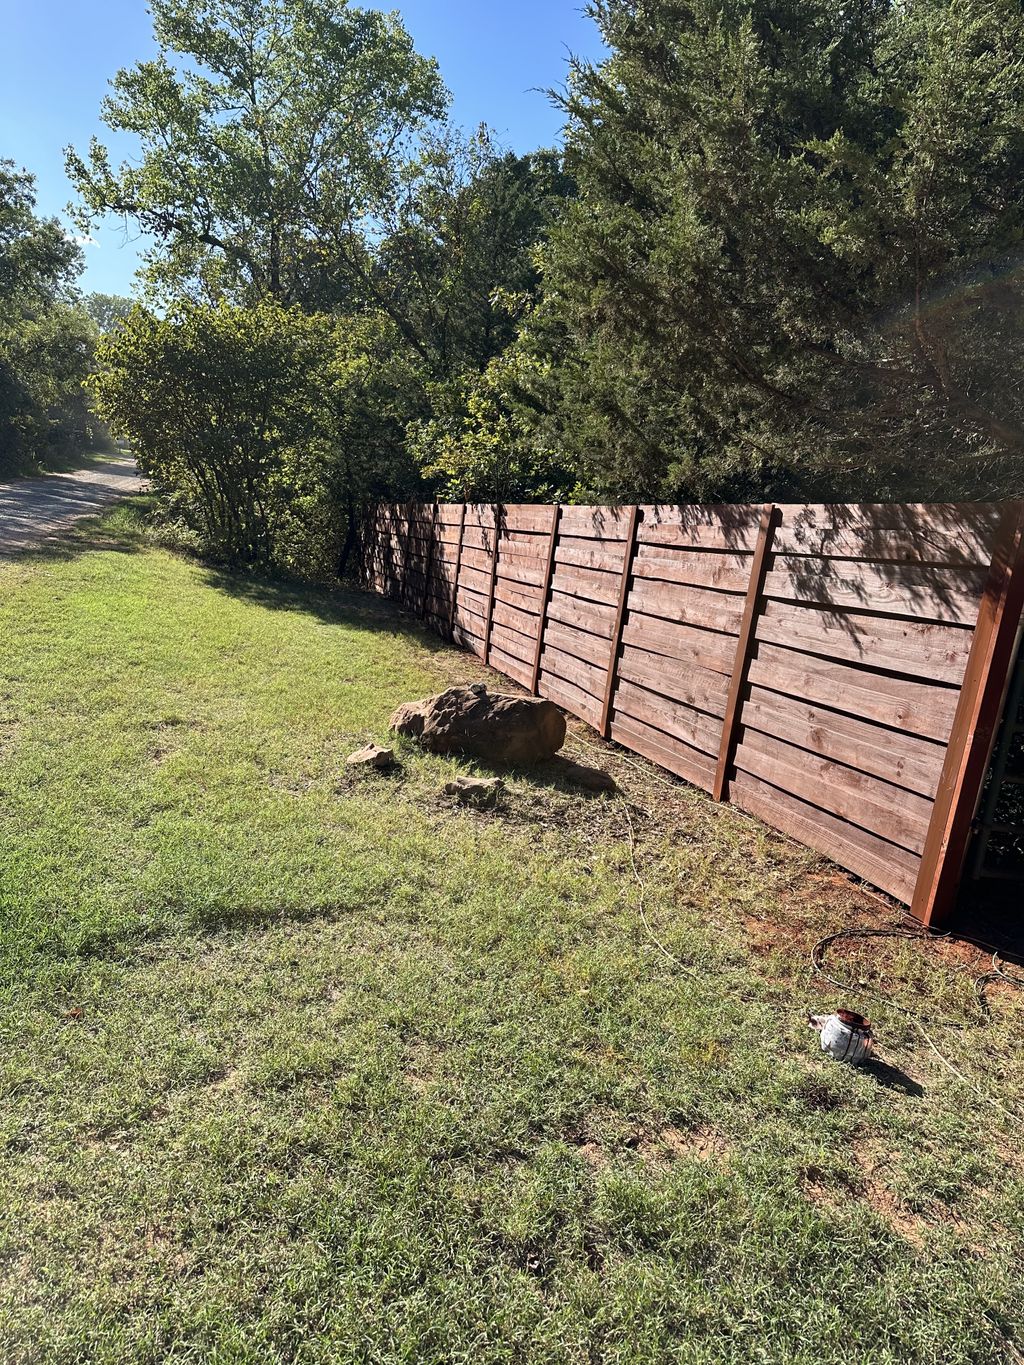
<box><xmin>558</xmin><ymin>505</ymin><xmax>634</xmax><ymax>540</ymax></box>
<box><xmin>545</xmin><ymin>591</ymin><xmax>616</xmax><ymax>636</ymax></box>
<box><xmin>764</xmin><ymin>556</ymin><xmax>987</xmax><ymax>625</ymax></box>
<box><xmin>612</xmin><ymin>679</ymin><xmax>723</xmax><ymax>757</ymax></box>
<box><xmin>633</xmin><ymin>546</ymin><xmax>753</xmax><ymax>594</ymax></box>
<box><xmin>620</xmin><ymin>612</ymin><xmax>737</xmax><ymax>675</ymax></box>
<box><xmin>755</xmin><ymin>600</ymin><xmax>973</xmax><ymax>685</ymax></box>
<box><xmin>746</xmin><ymin>641</ymin><xmax>960</xmax><ymax>741</ymax></box>
<box><xmin>637</xmin><ymin>505</ymin><xmax>761</xmax><ymax>551</ymax></box>
<box><xmin>741</xmin><ymin>687</ymin><xmax>946</xmax><ymax>797</ymax></box>
<box><xmin>772</xmin><ymin>503</ymin><xmax>1003</xmax><ymax>566</ymax></box>
<box><xmin>539</xmin><ymin>673</ymin><xmax>603</xmax><ymax>728</ymax></box>
<box><xmin>730</xmin><ymin>771</ymin><xmax>920</xmax><ymax>903</ymax></box>
<box><xmin>548</xmin><ymin>562</ymin><xmax>623</xmax><ymax>607</ymax></box>
<box><xmin>627</xmin><ymin>581</ymin><xmax>744</xmax><ymax>634</ymax></box>
<box><xmin>733</xmin><ymin>728</ymin><xmax>933</xmax><ymax>854</ymax></box>
<box><xmin>609</xmin><ymin>713</ymin><xmax>717</xmax><ymax>791</ymax></box>
<box><xmin>617</xmin><ymin>644</ymin><xmax>730</xmax><ymax>718</ymax></box>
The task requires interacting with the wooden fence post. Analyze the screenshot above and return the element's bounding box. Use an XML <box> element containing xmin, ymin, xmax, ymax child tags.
<box><xmin>530</xmin><ymin>503</ymin><xmax>562</xmax><ymax>696</ymax></box>
<box><xmin>599</xmin><ymin>505</ymin><xmax>641</xmax><ymax>739</ymax></box>
<box><xmin>482</xmin><ymin>503</ymin><xmax>502</xmax><ymax>667</ymax></box>
<box><xmin>421</xmin><ymin>501</ymin><xmax>438</xmax><ymax>621</ymax></box>
<box><xmin>400</xmin><ymin>501</ymin><xmax>415</xmax><ymax>609</ymax></box>
<box><xmin>910</xmin><ymin>504</ymin><xmax>1024</xmax><ymax>927</ymax></box>
<box><xmin>713</xmin><ymin>502</ymin><xmax>779</xmax><ymax>801</ymax></box>
<box><xmin>447</xmin><ymin>503</ymin><xmax>466</xmax><ymax>641</ymax></box>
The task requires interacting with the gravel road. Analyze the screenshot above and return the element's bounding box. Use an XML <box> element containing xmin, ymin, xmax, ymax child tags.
<box><xmin>0</xmin><ymin>455</ymin><xmax>147</xmax><ymax>556</ymax></box>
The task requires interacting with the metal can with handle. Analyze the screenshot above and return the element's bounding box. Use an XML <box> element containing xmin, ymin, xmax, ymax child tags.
<box><xmin>817</xmin><ymin>1009</ymin><xmax>874</xmax><ymax>1065</ymax></box>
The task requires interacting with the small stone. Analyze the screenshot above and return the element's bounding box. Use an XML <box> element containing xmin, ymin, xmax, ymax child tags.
<box><xmin>347</xmin><ymin>743</ymin><xmax>397</xmax><ymax>771</ymax></box>
<box><xmin>445</xmin><ymin>775</ymin><xmax>504</xmax><ymax>809</ymax></box>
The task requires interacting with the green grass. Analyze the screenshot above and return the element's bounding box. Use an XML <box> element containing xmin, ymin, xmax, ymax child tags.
<box><xmin>1</xmin><ymin>500</ymin><xmax>1022</xmax><ymax>1364</ymax></box>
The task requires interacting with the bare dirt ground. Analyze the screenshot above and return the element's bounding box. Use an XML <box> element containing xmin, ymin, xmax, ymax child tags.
<box><xmin>0</xmin><ymin>454</ymin><xmax>146</xmax><ymax>556</ymax></box>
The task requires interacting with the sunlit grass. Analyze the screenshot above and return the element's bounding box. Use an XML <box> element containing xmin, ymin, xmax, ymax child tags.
<box><xmin>1</xmin><ymin>500</ymin><xmax>1022</xmax><ymax>1364</ymax></box>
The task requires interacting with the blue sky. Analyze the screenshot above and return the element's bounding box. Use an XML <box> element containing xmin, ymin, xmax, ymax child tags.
<box><xmin>1</xmin><ymin>1</ymin><xmax>604</xmax><ymax>297</ymax></box>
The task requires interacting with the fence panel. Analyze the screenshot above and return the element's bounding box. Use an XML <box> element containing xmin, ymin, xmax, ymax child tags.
<box><xmin>360</xmin><ymin>498</ymin><xmax>1024</xmax><ymax>923</ymax></box>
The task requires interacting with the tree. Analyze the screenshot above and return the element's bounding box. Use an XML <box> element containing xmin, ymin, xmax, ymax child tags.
<box><xmin>84</xmin><ymin>292</ymin><xmax>133</xmax><ymax>333</ymax></box>
<box><xmin>509</xmin><ymin>0</ymin><xmax>1024</xmax><ymax>502</ymax></box>
<box><xmin>66</xmin><ymin>0</ymin><xmax>448</xmax><ymax>308</ymax></box>
<box><xmin>0</xmin><ymin>162</ymin><xmax>97</xmax><ymax>472</ymax></box>
<box><xmin>90</xmin><ymin>300</ymin><xmax>417</xmax><ymax>572</ymax></box>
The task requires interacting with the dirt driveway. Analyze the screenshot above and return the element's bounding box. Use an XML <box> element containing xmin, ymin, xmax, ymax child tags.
<box><xmin>0</xmin><ymin>455</ymin><xmax>146</xmax><ymax>556</ymax></box>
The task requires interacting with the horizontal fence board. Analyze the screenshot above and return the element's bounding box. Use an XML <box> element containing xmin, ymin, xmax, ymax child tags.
<box><xmin>772</xmin><ymin>503</ymin><xmax>1003</xmax><ymax>566</ymax></box>
<box><xmin>638</xmin><ymin>505</ymin><xmax>761</xmax><ymax>551</ymax></box>
<box><xmin>491</xmin><ymin>599</ymin><xmax>540</xmax><ymax>640</ymax></box>
<box><xmin>494</xmin><ymin>578</ymin><xmax>545</xmax><ymax>613</ymax></box>
<box><xmin>746</xmin><ymin>641</ymin><xmax>959</xmax><ymax>741</ymax></box>
<box><xmin>620</xmin><ymin>612</ymin><xmax>737</xmax><ymax>675</ymax></box>
<box><xmin>555</xmin><ymin>539</ymin><xmax>627</xmax><ymax>574</ymax></box>
<box><xmin>764</xmin><ymin>556</ymin><xmax>987</xmax><ymax>625</ymax></box>
<box><xmin>741</xmin><ymin>687</ymin><xmax>945</xmax><ymax>798</ymax></box>
<box><xmin>361</xmin><ymin>498</ymin><xmax>1020</xmax><ymax>912</ymax></box>
<box><xmin>548</xmin><ymin>563</ymin><xmax>623</xmax><ymax>607</ymax></box>
<box><xmin>633</xmin><ymin>547</ymin><xmax>752</xmax><ymax>593</ymax></box>
<box><xmin>733</xmin><ymin>728</ymin><xmax>933</xmax><ymax>854</ymax></box>
<box><xmin>540</xmin><ymin>644</ymin><xmax>607</xmax><ymax>695</ymax></box>
<box><xmin>546</xmin><ymin>591</ymin><xmax>616</xmax><ymax>636</ymax></box>
<box><xmin>609</xmin><ymin>713</ymin><xmax>717</xmax><ymax>791</ymax></box>
<box><xmin>613</xmin><ymin>679</ymin><xmax>723</xmax><ymax>757</ymax></box>
<box><xmin>627</xmin><ymin>581</ymin><xmax>745</xmax><ymax>634</ymax></box>
<box><xmin>500</xmin><ymin>505</ymin><xmax>557</xmax><ymax>534</ymax></box>
<box><xmin>730</xmin><ymin>770</ymin><xmax>920</xmax><ymax>903</ymax></box>
<box><xmin>754</xmin><ymin>600</ymin><xmax>973</xmax><ymax>685</ymax></box>
<box><xmin>558</xmin><ymin>505</ymin><xmax>634</xmax><ymax>540</ymax></box>
<box><xmin>543</xmin><ymin>619</ymin><xmax>614</xmax><ymax>670</ymax></box>
<box><xmin>539</xmin><ymin>672</ymin><xmax>603</xmax><ymax>728</ymax></box>
<box><xmin>618</xmin><ymin>644</ymin><xmax>729</xmax><ymax>718</ymax></box>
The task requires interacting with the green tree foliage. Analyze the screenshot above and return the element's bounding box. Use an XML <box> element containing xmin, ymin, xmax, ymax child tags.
<box><xmin>84</xmin><ymin>292</ymin><xmax>133</xmax><ymax>334</ymax></box>
<box><xmin>501</xmin><ymin>0</ymin><xmax>1024</xmax><ymax>501</ymax></box>
<box><xmin>66</xmin><ymin>0</ymin><xmax>447</xmax><ymax>307</ymax></box>
<box><xmin>91</xmin><ymin>301</ymin><xmax>416</xmax><ymax>572</ymax></box>
<box><xmin>0</xmin><ymin>162</ymin><xmax>98</xmax><ymax>474</ymax></box>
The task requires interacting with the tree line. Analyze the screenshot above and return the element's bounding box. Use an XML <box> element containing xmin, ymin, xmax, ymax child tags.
<box><xmin>4</xmin><ymin>0</ymin><xmax>1023</xmax><ymax>572</ymax></box>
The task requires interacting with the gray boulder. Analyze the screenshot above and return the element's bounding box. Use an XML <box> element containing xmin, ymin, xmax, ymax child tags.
<box><xmin>391</xmin><ymin>684</ymin><xmax>565</xmax><ymax>765</ymax></box>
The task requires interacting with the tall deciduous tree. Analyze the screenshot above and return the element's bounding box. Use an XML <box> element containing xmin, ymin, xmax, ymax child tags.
<box><xmin>515</xmin><ymin>0</ymin><xmax>1024</xmax><ymax>501</ymax></box>
<box><xmin>0</xmin><ymin>162</ymin><xmax>97</xmax><ymax>472</ymax></box>
<box><xmin>66</xmin><ymin>0</ymin><xmax>448</xmax><ymax>307</ymax></box>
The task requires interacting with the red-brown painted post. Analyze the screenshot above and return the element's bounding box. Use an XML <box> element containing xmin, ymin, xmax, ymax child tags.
<box><xmin>481</xmin><ymin>504</ymin><xmax>502</xmax><ymax>667</ymax></box>
<box><xmin>713</xmin><ymin>502</ymin><xmax>779</xmax><ymax>801</ymax></box>
<box><xmin>599</xmin><ymin>505</ymin><xmax>641</xmax><ymax>739</ymax></box>
<box><xmin>911</xmin><ymin>503</ymin><xmax>1024</xmax><ymax>927</ymax></box>
<box><xmin>530</xmin><ymin>503</ymin><xmax>562</xmax><ymax>696</ymax></box>
<box><xmin>447</xmin><ymin>503</ymin><xmax>466</xmax><ymax>641</ymax></box>
<box><xmin>421</xmin><ymin>502</ymin><xmax>438</xmax><ymax>621</ymax></box>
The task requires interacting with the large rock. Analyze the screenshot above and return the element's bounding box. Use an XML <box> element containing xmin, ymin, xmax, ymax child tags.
<box><xmin>390</xmin><ymin>684</ymin><xmax>566</xmax><ymax>765</ymax></box>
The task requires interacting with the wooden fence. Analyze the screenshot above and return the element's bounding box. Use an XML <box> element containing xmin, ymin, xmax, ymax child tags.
<box><xmin>360</xmin><ymin>500</ymin><xmax>1024</xmax><ymax>926</ymax></box>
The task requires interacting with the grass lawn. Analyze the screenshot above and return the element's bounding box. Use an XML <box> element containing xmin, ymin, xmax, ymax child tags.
<box><xmin>1</xmin><ymin>500</ymin><xmax>1023</xmax><ymax>1364</ymax></box>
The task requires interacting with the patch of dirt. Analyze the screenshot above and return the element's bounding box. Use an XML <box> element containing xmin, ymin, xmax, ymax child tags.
<box><xmin>566</xmin><ymin>1118</ymin><xmax>731</xmax><ymax>1171</ymax></box>
<box><xmin>403</xmin><ymin>1038</ymin><xmax>444</xmax><ymax>1094</ymax></box>
<box><xmin>640</xmin><ymin>1124</ymin><xmax>732</xmax><ymax>1167</ymax></box>
<box><xmin>801</xmin><ymin>1142</ymin><xmax>930</xmax><ymax>1249</ymax></box>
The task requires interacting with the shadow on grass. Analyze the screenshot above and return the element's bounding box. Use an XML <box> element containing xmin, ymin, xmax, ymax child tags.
<box><xmin>862</xmin><ymin>1059</ymin><xmax>926</xmax><ymax>1098</ymax></box>
<box><xmin>201</xmin><ymin>567</ymin><xmax>459</xmax><ymax>656</ymax></box>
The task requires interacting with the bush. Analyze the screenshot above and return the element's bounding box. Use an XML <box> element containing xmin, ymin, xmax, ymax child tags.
<box><xmin>91</xmin><ymin>301</ymin><xmax>417</xmax><ymax>574</ymax></box>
